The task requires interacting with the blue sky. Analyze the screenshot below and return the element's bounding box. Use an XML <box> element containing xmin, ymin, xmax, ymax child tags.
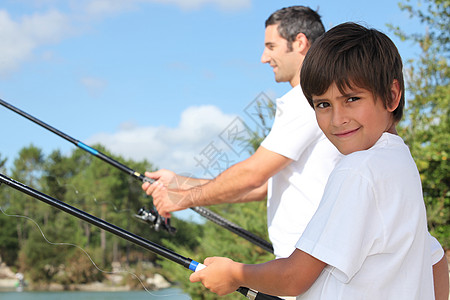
<box><xmin>0</xmin><ymin>0</ymin><xmax>424</xmax><ymax>177</ymax></box>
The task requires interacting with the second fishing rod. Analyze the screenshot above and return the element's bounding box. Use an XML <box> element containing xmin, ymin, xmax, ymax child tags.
<box><xmin>0</xmin><ymin>98</ymin><xmax>274</xmax><ymax>254</ymax></box>
<box><xmin>0</xmin><ymin>173</ymin><xmax>280</xmax><ymax>300</ymax></box>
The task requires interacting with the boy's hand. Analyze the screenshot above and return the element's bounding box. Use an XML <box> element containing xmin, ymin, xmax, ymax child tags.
<box><xmin>190</xmin><ymin>257</ymin><xmax>242</xmax><ymax>296</ymax></box>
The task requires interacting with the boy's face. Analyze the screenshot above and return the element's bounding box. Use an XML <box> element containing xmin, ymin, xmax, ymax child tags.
<box><xmin>312</xmin><ymin>83</ymin><xmax>396</xmax><ymax>155</ymax></box>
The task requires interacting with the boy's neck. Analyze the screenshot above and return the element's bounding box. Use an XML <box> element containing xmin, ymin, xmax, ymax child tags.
<box><xmin>386</xmin><ymin>123</ymin><xmax>398</xmax><ymax>135</ymax></box>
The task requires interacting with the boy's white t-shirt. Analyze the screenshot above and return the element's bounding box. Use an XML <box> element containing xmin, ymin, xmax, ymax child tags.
<box><xmin>296</xmin><ymin>133</ymin><xmax>436</xmax><ymax>299</ymax></box>
<box><xmin>261</xmin><ymin>85</ymin><xmax>342</xmax><ymax>258</ymax></box>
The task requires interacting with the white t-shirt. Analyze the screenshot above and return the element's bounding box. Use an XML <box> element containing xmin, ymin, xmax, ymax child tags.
<box><xmin>261</xmin><ymin>85</ymin><xmax>342</xmax><ymax>258</ymax></box>
<box><xmin>296</xmin><ymin>133</ymin><xmax>436</xmax><ymax>299</ymax></box>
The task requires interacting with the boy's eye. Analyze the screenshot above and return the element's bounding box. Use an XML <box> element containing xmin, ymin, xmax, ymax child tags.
<box><xmin>315</xmin><ymin>102</ymin><xmax>330</xmax><ymax>109</ymax></box>
<box><xmin>347</xmin><ymin>97</ymin><xmax>360</xmax><ymax>102</ymax></box>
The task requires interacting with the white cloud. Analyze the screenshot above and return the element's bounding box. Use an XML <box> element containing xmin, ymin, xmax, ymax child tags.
<box><xmin>147</xmin><ymin>0</ymin><xmax>251</xmax><ymax>11</ymax></box>
<box><xmin>80</xmin><ymin>0</ymin><xmax>140</xmax><ymax>17</ymax></box>
<box><xmin>0</xmin><ymin>0</ymin><xmax>250</xmax><ymax>77</ymax></box>
<box><xmin>0</xmin><ymin>9</ymin><xmax>70</xmax><ymax>77</ymax></box>
<box><xmin>80</xmin><ymin>76</ymin><xmax>108</xmax><ymax>98</ymax></box>
<box><xmin>73</xmin><ymin>0</ymin><xmax>250</xmax><ymax>19</ymax></box>
<box><xmin>81</xmin><ymin>0</ymin><xmax>251</xmax><ymax>14</ymax></box>
<box><xmin>86</xmin><ymin>105</ymin><xmax>238</xmax><ymax>175</ymax></box>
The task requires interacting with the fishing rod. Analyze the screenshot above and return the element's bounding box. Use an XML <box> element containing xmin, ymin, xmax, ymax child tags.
<box><xmin>0</xmin><ymin>173</ymin><xmax>280</xmax><ymax>300</ymax></box>
<box><xmin>0</xmin><ymin>98</ymin><xmax>274</xmax><ymax>254</ymax></box>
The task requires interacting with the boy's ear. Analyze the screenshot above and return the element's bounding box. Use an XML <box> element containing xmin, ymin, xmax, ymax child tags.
<box><xmin>388</xmin><ymin>79</ymin><xmax>402</xmax><ymax>112</ymax></box>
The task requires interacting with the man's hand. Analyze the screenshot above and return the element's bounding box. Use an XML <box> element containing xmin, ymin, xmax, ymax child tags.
<box><xmin>142</xmin><ymin>169</ymin><xmax>177</xmax><ymax>192</ymax></box>
<box><xmin>141</xmin><ymin>170</ymin><xmax>199</xmax><ymax>217</ymax></box>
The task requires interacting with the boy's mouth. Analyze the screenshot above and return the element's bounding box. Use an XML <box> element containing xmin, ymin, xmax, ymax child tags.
<box><xmin>334</xmin><ymin>127</ymin><xmax>360</xmax><ymax>138</ymax></box>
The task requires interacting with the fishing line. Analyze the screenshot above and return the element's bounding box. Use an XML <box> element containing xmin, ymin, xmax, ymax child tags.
<box><xmin>0</xmin><ymin>206</ymin><xmax>187</xmax><ymax>298</ymax></box>
<box><xmin>51</xmin><ymin>175</ymin><xmax>136</xmax><ymax>217</ymax></box>
<box><xmin>0</xmin><ymin>173</ymin><xmax>281</xmax><ymax>299</ymax></box>
<box><xmin>0</xmin><ymin>98</ymin><xmax>274</xmax><ymax>253</ymax></box>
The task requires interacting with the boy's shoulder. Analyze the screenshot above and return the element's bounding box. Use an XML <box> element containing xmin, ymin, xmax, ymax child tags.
<box><xmin>336</xmin><ymin>133</ymin><xmax>411</xmax><ymax>173</ymax></box>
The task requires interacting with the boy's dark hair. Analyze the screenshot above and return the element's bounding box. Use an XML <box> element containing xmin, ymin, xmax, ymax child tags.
<box><xmin>301</xmin><ymin>22</ymin><xmax>405</xmax><ymax>123</ymax></box>
<box><xmin>265</xmin><ymin>6</ymin><xmax>325</xmax><ymax>51</ymax></box>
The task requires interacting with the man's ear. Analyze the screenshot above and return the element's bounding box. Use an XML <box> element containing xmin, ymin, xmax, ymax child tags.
<box><xmin>293</xmin><ymin>32</ymin><xmax>309</xmax><ymax>54</ymax></box>
<box><xmin>388</xmin><ymin>79</ymin><xmax>402</xmax><ymax>112</ymax></box>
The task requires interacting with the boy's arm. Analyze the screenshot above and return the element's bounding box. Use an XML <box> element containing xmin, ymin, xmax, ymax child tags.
<box><xmin>433</xmin><ymin>254</ymin><xmax>449</xmax><ymax>300</ymax></box>
<box><xmin>190</xmin><ymin>249</ymin><xmax>326</xmax><ymax>297</ymax></box>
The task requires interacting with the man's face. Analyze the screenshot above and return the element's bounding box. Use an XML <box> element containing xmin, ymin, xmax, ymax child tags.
<box><xmin>261</xmin><ymin>24</ymin><xmax>302</xmax><ymax>87</ymax></box>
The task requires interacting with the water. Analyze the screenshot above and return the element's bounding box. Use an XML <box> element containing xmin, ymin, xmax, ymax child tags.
<box><xmin>0</xmin><ymin>288</ymin><xmax>191</xmax><ymax>300</ymax></box>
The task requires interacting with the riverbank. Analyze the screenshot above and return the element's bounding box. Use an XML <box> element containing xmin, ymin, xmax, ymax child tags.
<box><xmin>0</xmin><ymin>289</ymin><xmax>190</xmax><ymax>300</ymax></box>
<box><xmin>0</xmin><ymin>262</ymin><xmax>171</xmax><ymax>292</ymax></box>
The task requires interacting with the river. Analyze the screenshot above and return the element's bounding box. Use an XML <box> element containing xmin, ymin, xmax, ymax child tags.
<box><xmin>0</xmin><ymin>288</ymin><xmax>191</xmax><ymax>300</ymax></box>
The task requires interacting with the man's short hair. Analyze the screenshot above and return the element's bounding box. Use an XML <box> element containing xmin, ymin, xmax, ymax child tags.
<box><xmin>265</xmin><ymin>6</ymin><xmax>325</xmax><ymax>50</ymax></box>
<box><xmin>301</xmin><ymin>22</ymin><xmax>405</xmax><ymax>122</ymax></box>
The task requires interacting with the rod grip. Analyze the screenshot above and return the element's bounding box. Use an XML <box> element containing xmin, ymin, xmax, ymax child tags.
<box><xmin>192</xmin><ymin>263</ymin><xmax>281</xmax><ymax>300</ymax></box>
<box><xmin>189</xmin><ymin>261</ymin><xmax>206</xmax><ymax>272</ymax></box>
<box><xmin>237</xmin><ymin>287</ymin><xmax>282</xmax><ymax>300</ymax></box>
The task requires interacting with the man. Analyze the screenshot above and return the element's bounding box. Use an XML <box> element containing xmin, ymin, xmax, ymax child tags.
<box><xmin>142</xmin><ymin>6</ymin><xmax>342</xmax><ymax>260</ymax></box>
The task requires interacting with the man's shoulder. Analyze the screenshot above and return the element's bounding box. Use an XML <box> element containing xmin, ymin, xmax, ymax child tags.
<box><xmin>280</xmin><ymin>85</ymin><xmax>303</xmax><ymax>99</ymax></box>
<box><xmin>277</xmin><ymin>85</ymin><xmax>313</xmax><ymax>114</ymax></box>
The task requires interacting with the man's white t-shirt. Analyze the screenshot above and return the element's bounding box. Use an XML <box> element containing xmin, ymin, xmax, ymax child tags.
<box><xmin>296</xmin><ymin>133</ymin><xmax>437</xmax><ymax>299</ymax></box>
<box><xmin>261</xmin><ymin>85</ymin><xmax>342</xmax><ymax>258</ymax></box>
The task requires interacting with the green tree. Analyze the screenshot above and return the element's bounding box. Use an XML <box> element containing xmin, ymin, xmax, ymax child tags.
<box><xmin>0</xmin><ymin>154</ymin><xmax>6</xmax><ymax>171</ymax></box>
<box><xmin>27</xmin><ymin>148</ymin><xmax>98</xmax><ymax>285</ymax></box>
<box><xmin>390</xmin><ymin>0</ymin><xmax>449</xmax><ymax>248</ymax></box>
<box><xmin>0</xmin><ymin>153</ymin><xmax>19</xmax><ymax>266</ymax></box>
<box><xmin>9</xmin><ymin>145</ymin><xmax>45</xmax><ymax>247</ymax></box>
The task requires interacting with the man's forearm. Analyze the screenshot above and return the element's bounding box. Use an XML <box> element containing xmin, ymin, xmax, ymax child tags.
<box><xmin>174</xmin><ymin>174</ymin><xmax>210</xmax><ymax>189</ymax></box>
<box><xmin>175</xmin><ymin>161</ymin><xmax>265</xmax><ymax>207</ymax></box>
<box><xmin>172</xmin><ymin>146</ymin><xmax>291</xmax><ymax>208</ymax></box>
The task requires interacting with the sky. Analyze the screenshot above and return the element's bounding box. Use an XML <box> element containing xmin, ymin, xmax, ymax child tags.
<box><xmin>0</xmin><ymin>0</ymin><xmax>424</xmax><ymax>179</ymax></box>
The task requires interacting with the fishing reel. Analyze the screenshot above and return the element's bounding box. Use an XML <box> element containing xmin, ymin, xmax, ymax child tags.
<box><xmin>134</xmin><ymin>206</ymin><xmax>176</xmax><ymax>234</ymax></box>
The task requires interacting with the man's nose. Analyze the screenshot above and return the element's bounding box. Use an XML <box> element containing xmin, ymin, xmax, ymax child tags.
<box><xmin>261</xmin><ymin>48</ymin><xmax>270</xmax><ymax>64</ymax></box>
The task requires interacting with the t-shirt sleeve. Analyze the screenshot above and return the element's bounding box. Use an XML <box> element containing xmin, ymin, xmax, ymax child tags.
<box><xmin>261</xmin><ymin>106</ymin><xmax>321</xmax><ymax>160</ymax></box>
<box><xmin>428</xmin><ymin>233</ymin><xmax>444</xmax><ymax>264</ymax></box>
<box><xmin>296</xmin><ymin>168</ymin><xmax>382</xmax><ymax>283</ymax></box>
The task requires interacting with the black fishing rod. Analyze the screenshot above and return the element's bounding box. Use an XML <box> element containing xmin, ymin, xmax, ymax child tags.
<box><xmin>0</xmin><ymin>98</ymin><xmax>274</xmax><ymax>254</ymax></box>
<box><xmin>0</xmin><ymin>173</ymin><xmax>280</xmax><ymax>300</ymax></box>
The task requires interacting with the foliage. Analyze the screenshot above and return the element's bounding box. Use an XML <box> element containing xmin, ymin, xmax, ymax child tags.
<box><xmin>390</xmin><ymin>0</ymin><xmax>449</xmax><ymax>248</ymax></box>
<box><xmin>0</xmin><ymin>144</ymin><xmax>161</xmax><ymax>288</ymax></box>
<box><xmin>0</xmin><ymin>209</ymin><xmax>19</xmax><ymax>265</ymax></box>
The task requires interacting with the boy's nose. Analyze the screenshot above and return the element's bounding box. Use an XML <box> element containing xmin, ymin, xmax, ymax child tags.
<box><xmin>331</xmin><ymin>106</ymin><xmax>350</xmax><ymax>126</ymax></box>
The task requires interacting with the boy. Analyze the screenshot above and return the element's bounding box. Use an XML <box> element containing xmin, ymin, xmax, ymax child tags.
<box><xmin>190</xmin><ymin>22</ymin><xmax>448</xmax><ymax>299</ymax></box>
